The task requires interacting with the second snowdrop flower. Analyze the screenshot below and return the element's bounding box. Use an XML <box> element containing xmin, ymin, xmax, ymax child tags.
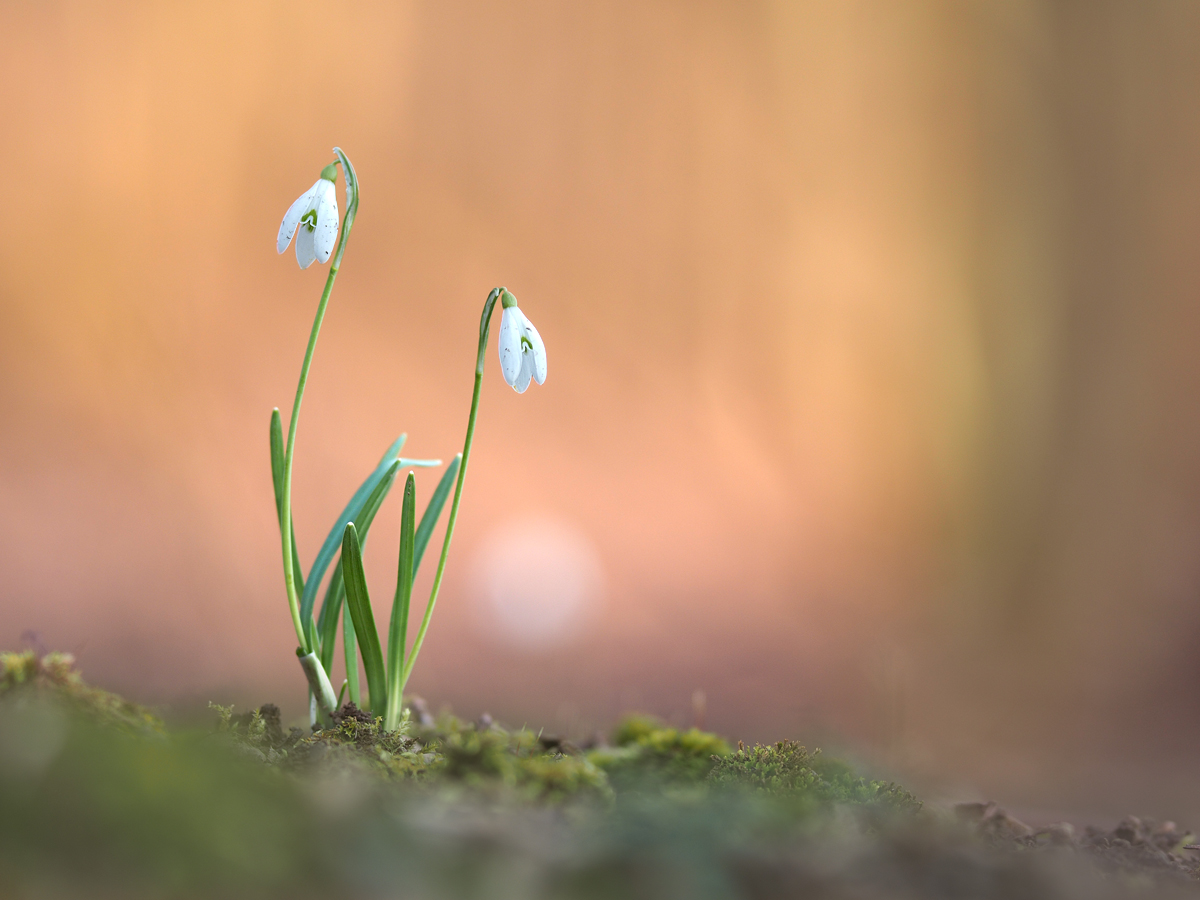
<box><xmin>497</xmin><ymin>290</ymin><xmax>547</xmax><ymax>393</ymax></box>
<box><xmin>277</xmin><ymin>163</ymin><xmax>340</xmax><ymax>268</ymax></box>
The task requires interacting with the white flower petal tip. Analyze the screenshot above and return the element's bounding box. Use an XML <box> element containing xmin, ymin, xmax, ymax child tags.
<box><xmin>276</xmin><ymin>175</ymin><xmax>340</xmax><ymax>268</ymax></box>
<box><xmin>496</xmin><ymin>297</ymin><xmax>547</xmax><ymax>393</ymax></box>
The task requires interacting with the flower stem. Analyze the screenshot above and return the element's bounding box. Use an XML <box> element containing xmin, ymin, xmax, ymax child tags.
<box><xmin>279</xmin><ymin>148</ymin><xmax>360</xmax><ymax>659</ymax></box>
<box><xmin>400</xmin><ymin>288</ymin><xmax>501</xmax><ymax>690</ymax></box>
<box><xmin>280</xmin><ymin>267</ymin><xmax>339</xmax><ymax>651</ymax></box>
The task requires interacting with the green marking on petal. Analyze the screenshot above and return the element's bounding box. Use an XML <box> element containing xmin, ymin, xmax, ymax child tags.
<box><xmin>520</xmin><ymin>336</ymin><xmax>533</xmax><ymax>352</ymax></box>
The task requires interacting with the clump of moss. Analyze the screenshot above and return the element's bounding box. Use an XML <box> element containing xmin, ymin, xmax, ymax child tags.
<box><xmin>215</xmin><ymin>702</ymin><xmax>610</xmax><ymax>802</ymax></box>
<box><xmin>708</xmin><ymin>739</ymin><xmax>922</xmax><ymax>814</ymax></box>
<box><xmin>589</xmin><ymin>715</ymin><xmax>730</xmax><ymax>788</ymax></box>
<box><xmin>0</xmin><ymin>659</ymin><xmax>323</xmax><ymax>898</ymax></box>
<box><xmin>419</xmin><ymin>712</ymin><xmax>610</xmax><ymax>803</ymax></box>
<box><xmin>211</xmin><ymin>700</ymin><xmax>431</xmax><ymax>780</ymax></box>
<box><xmin>0</xmin><ymin>651</ymin><xmax>162</xmax><ymax>735</ymax></box>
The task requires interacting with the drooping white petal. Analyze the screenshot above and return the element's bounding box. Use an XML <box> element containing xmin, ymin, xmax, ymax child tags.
<box><xmin>513</xmin><ymin>349</ymin><xmax>534</xmax><ymax>393</ymax></box>
<box><xmin>313</xmin><ymin>179</ymin><xmax>339</xmax><ymax>263</ymax></box>
<box><xmin>497</xmin><ymin>306</ymin><xmax>524</xmax><ymax>388</ymax></box>
<box><xmin>521</xmin><ymin>315</ymin><xmax>547</xmax><ymax>385</ymax></box>
<box><xmin>295</xmin><ymin>219</ymin><xmax>318</xmax><ymax>268</ymax></box>
<box><xmin>276</xmin><ymin>182</ymin><xmax>319</xmax><ymax>254</ymax></box>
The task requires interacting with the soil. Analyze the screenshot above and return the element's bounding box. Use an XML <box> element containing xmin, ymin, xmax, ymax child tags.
<box><xmin>956</xmin><ymin>800</ymin><xmax>1200</xmax><ymax>888</ymax></box>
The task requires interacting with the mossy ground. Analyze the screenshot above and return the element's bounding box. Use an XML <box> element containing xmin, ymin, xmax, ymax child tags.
<box><xmin>1</xmin><ymin>650</ymin><xmax>163</xmax><ymax>734</ymax></box>
<box><xmin>0</xmin><ymin>653</ymin><xmax>1195</xmax><ymax>899</ymax></box>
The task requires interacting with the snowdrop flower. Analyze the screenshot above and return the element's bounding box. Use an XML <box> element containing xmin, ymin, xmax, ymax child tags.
<box><xmin>277</xmin><ymin>163</ymin><xmax>340</xmax><ymax>268</ymax></box>
<box><xmin>497</xmin><ymin>290</ymin><xmax>547</xmax><ymax>393</ymax></box>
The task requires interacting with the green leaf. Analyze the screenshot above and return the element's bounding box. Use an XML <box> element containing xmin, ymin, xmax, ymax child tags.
<box><xmin>315</xmin><ymin>456</ymin><xmax>407</xmax><ymax>676</ymax></box>
<box><xmin>356</xmin><ymin>459</ymin><xmax>403</xmax><ymax>539</ymax></box>
<box><xmin>396</xmin><ymin>457</ymin><xmax>442</xmax><ymax>469</ymax></box>
<box><xmin>299</xmin><ymin>435</ymin><xmax>406</xmax><ymax>627</ymax></box>
<box><xmin>340</xmin><ymin>522</ymin><xmax>386</xmax><ymax>715</ymax></box>
<box><xmin>305</xmin><ymin>616</ymin><xmax>321</xmax><ymax>660</ymax></box>
<box><xmin>343</xmin><ymin>600</ymin><xmax>360</xmax><ymax>707</ymax></box>
<box><xmin>316</xmin><ymin>458</ymin><xmax>400</xmax><ymax>633</ymax></box>
<box><xmin>269</xmin><ymin>409</ymin><xmax>286</xmax><ymax>520</ymax></box>
<box><xmin>413</xmin><ymin>454</ymin><xmax>461</xmax><ymax>577</ymax></box>
<box><xmin>386</xmin><ymin>473</ymin><xmax>416</xmax><ymax>730</ymax></box>
<box><xmin>270</xmin><ymin>409</ymin><xmax>305</xmax><ymax>595</ymax></box>
<box><xmin>317</xmin><ymin>569</ymin><xmax>345</xmax><ymax>675</ymax></box>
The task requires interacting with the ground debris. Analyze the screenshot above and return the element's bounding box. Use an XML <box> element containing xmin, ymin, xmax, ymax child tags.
<box><xmin>1081</xmin><ymin>816</ymin><xmax>1200</xmax><ymax>882</ymax></box>
<box><xmin>956</xmin><ymin>800</ymin><xmax>1034</xmax><ymax>840</ymax></box>
<box><xmin>956</xmin><ymin>802</ymin><xmax>1200</xmax><ymax>887</ymax></box>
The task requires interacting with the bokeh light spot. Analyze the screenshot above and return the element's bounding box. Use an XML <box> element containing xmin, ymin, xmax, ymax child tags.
<box><xmin>470</xmin><ymin>515</ymin><xmax>605</xmax><ymax>651</ymax></box>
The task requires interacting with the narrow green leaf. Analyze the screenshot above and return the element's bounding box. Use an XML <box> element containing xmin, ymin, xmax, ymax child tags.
<box><xmin>300</xmin><ymin>435</ymin><xmax>406</xmax><ymax>626</ymax></box>
<box><xmin>269</xmin><ymin>409</ymin><xmax>286</xmax><ymax>519</ymax></box>
<box><xmin>343</xmin><ymin>600</ymin><xmax>360</xmax><ymax>707</ymax></box>
<box><xmin>340</xmin><ymin>522</ymin><xmax>386</xmax><ymax>715</ymax></box>
<box><xmin>317</xmin><ymin>459</ymin><xmax>401</xmax><ymax>682</ymax></box>
<box><xmin>356</xmin><ymin>460</ymin><xmax>403</xmax><ymax>538</ymax></box>
<box><xmin>318</xmin><ymin>568</ymin><xmax>344</xmax><ymax>674</ymax></box>
<box><xmin>315</xmin><ymin>458</ymin><xmax>403</xmax><ymax>675</ymax></box>
<box><xmin>396</xmin><ymin>458</ymin><xmax>442</xmax><ymax>468</ymax></box>
<box><xmin>386</xmin><ymin>474</ymin><xmax>416</xmax><ymax>730</ymax></box>
<box><xmin>270</xmin><ymin>409</ymin><xmax>305</xmax><ymax>595</ymax></box>
<box><xmin>288</xmin><ymin>530</ymin><xmax>304</xmax><ymax>597</ymax></box>
<box><xmin>413</xmin><ymin>454</ymin><xmax>461</xmax><ymax>577</ymax></box>
<box><xmin>305</xmin><ymin>616</ymin><xmax>321</xmax><ymax>660</ymax></box>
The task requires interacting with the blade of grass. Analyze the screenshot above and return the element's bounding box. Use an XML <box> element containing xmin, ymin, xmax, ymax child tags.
<box><xmin>300</xmin><ymin>435</ymin><xmax>406</xmax><ymax>627</ymax></box>
<box><xmin>413</xmin><ymin>454</ymin><xmax>461</xmax><ymax>576</ymax></box>
<box><xmin>270</xmin><ymin>409</ymin><xmax>305</xmax><ymax>596</ymax></box>
<box><xmin>340</xmin><ymin>522</ymin><xmax>386</xmax><ymax>715</ymax></box>
<box><xmin>385</xmin><ymin>473</ymin><xmax>416</xmax><ymax>731</ymax></box>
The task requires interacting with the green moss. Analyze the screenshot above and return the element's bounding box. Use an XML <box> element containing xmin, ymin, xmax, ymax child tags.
<box><xmin>0</xmin><ymin>651</ymin><xmax>162</xmax><ymax>735</ymax></box>
<box><xmin>432</xmin><ymin>724</ymin><xmax>609</xmax><ymax>802</ymax></box>
<box><xmin>215</xmin><ymin>702</ymin><xmax>610</xmax><ymax>802</ymax></box>
<box><xmin>708</xmin><ymin>739</ymin><xmax>922</xmax><ymax>814</ymax></box>
<box><xmin>0</xmin><ymin>656</ymin><xmax>945</xmax><ymax>898</ymax></box>
<box><xmin>212</xmin><ymin>700</ymin><xmax>431</xmax><ymax>780</ymax></box>
<box><xmin>590</xmin><ymin>715</ymin><xmax>731</xmax><ymax>788</ymax></box>
<box><xmin>0</xmin><ymin>670</ymin><xmax>317</xmax><ymax>897</ymax></box>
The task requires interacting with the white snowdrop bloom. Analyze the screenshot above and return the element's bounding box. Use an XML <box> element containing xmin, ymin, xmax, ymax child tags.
<box><xmin>497</xmin><ymin>290</ymin><xmax>547</xmax><ymax>393</ymax></box>
<box><xmin>276</xmin><ymin>165</ymin><xmax>340</xmax><ymax>268</ymax></box>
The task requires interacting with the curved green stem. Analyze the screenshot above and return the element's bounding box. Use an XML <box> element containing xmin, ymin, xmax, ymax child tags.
<box><xmin>280</xmin><ymin>148</ymin><xmax>360</xmax><ymax>654</ymax></box>
<box><xmin>400</xmin><ymin>288</ymin><xmax>501</xmax><ymax>688</ymax></box>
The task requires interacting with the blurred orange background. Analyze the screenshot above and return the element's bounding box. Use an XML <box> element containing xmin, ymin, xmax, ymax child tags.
<box><xmin>4</xmin><ymin>0</ymin><xmax>1200</xmax><ymax>819</ymax></box>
